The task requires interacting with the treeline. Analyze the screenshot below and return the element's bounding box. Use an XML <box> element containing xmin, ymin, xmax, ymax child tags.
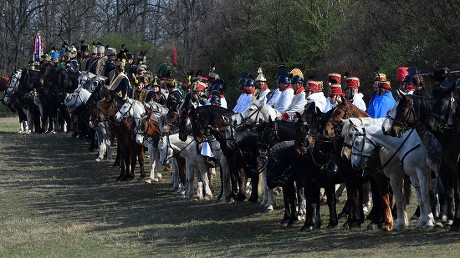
<box><xmin>2</xmin><ymin>0</ymin><xmax>460</xmax><ymax>102</ymax></box>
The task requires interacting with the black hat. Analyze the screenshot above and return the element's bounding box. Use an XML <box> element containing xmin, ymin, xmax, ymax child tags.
<box><xmin>291</xmin><ymin>75</ymin><xmax>304</xmax><ymax>84</ymax></box>
<box><xmin>430</xmin><ymin>67</ymin><xmax>450</xmax><ymax>81</ymax></box>
<box><xmin>210</xmin><ymin>94</ymin><xmax>221</xmax><ymax>105</ymax></box>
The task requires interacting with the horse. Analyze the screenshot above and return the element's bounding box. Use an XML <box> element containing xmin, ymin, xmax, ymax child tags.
<box><xmin>159</xmin><ymin>133</ymin><xmax>213</xmax><ymax>200</ymax></box>
<box><xmin>341</xmin><ymin>118</ymin><xmax>408</xmax><ymax>231</ymax></box>
<box><xmin>4</xmin><ymin>69</ymin><xmax>41</xmax><ymax>133</ymax></box>
<box><xmin>137</xmin><ymin>109</ymin><xmax>163</xmax><ymax>183</ymax></box>
<box><xmin>322</xmin><ymin>97</ymin><xmax>393</xmax><ymax>230</ymax></box>
<box><xmin>347</xmin><ymin>117</ymin><xmax>436</xmax><ymax>228</ymax></box>
<box><xmin>382</xmin><ymin>91</ymin><xmax>453</xmax><ymax>228</ymax></box>
<box><xmin>257</xmin><ymin>118</ymin><xmax>307</xmax><ymax>223</ymax></box>
<box><xmin>292</xmin><ymin>113</ymin><xmax>344</xmax><ymax>230</ymax></box>
<box><xmin>187</xmin><ymin>105</ymin><xmax>236</xmax><ymax>202</ymax></box>
<box><xmin>96</xmin><ymin>96</ymin><xmax>145</xmax><ymax>180</ymax></box>
<box><xmin>427</xmin><ymin>86</ymin><xmax>460</xmax><ymax>229</ymax></box>
<box><xmin>64</xmin><ymin>87</ymin><xmax>91</xmax><ymax>113</ymax></box>
<box><xmin>231</xmin><ymin>96</ymin><xmax>280</xmax><ymax>128</ymax></box>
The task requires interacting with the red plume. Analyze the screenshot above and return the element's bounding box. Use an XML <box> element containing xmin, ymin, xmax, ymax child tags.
<box><xmin>171</xmin><ymin>45</ymin><xmax>177</xmax><ymax>66</ymax></box>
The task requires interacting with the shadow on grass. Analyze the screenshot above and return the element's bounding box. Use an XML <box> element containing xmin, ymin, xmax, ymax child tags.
<box><xmin>1</xmin><ymin>131</ymin><xmax>460</xmax><ymax>256</ymax></box>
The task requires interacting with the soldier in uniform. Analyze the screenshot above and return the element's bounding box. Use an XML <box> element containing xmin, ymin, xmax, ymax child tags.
<box><xmin>255</xmin><ymin>67</ymin><xmax>270</xmax><ymax>100</ymax></box>
<box><xmin>166</xmin><ymin>80</ymin><xmax>182</xmax><ymax>113</ymax></box>
<box><xmin>344</xmin><ymin>76</ymin><xmax>367</xmax><ymax>111</ymax></box>
<box><xmin>274</xmin><ymin>71</ymin><xmax>294</xmax><ymax>113</ymax></box>
<box><xmin>108</xmin><ymin>58</ymin><xmax>130</xmax><ymax>107</ymax></box>
<box><xmin>281</xmin><ymin>74</ymin><xmax>307</xmax><ymax>120</ymax></box>
<box><xmin>206</xmin><ymin>78</ymin><xmax>227</xmax><ymax>108</ymax></box>
<box><xmin>79</xmin><ymin>41</ymin><xmax>90</xmax><ymax>71</ymax></box>
<box><xmin>95</xmin><ymin>45</ymin><xmax>106</xmax><ymax>76</ymax></box>
<box><xmin>233</xmin><ymin>75</ymin><xmax>256</xmax><ymax>114</ymax></box>
<box><xmin>103</xmin><ymin>48</ymin><xmax>117</xmax><ymax>78</ymax></box>
<box><xmin>305</xmin><ymin>78</ymin><xmax>327</xmax><ymax>112</ymax></box>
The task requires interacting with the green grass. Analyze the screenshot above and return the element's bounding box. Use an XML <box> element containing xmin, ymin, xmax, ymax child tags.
<box><xmin>0</xmin><ymin>117</ymin><xmax>459</xmax><ymax>257</ymax></box>
<box><xmin>0</xmin><ymin>104</ymin><xmax>15</xmax><ymax>118</ymax></box>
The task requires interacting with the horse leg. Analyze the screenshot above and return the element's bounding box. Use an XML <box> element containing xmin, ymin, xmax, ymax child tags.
<box><xmin>301</xmin><ymin>181</ymin><xmax>321</xmax><ymax>231</ymax></box>
<box><xmin>96</xmin><ymin>129</ymin><xmax>105</xmax><ymax>161</ymax></box>
<box><xmin>413</xmin><ymin>172</ymin><xmax>434</xmax><ymax>228</ymax></box>
<box><xmin>452</xmin><ymin>163</ymin><xmax>460</xmax><ymax>231</ymax></box>
<box><xmin>198</xmin><ymin>161</ymin><xmax>213</xmax><ymax>201</ymax></box>
<box><xmin>184</xmin><ymin>161</ymin><xmax>194</xmax><ymax>199</ymax></box>
<box><xmin>374</xmin><ymin>172</ymin><xmax>393</xmax><ymax>231</ymax></box>
<box><xmin>235</xmin><ymin>167</ymin><xmax>247</xmax><ymax>202</ymax></box>
<box><xmin>248</xmin><ymin>172</ymin><xmax>260</xmax><ymax>203</ymax></box>
<box><xmin>297</xmin><ymin>185</ymin><xmax>306</xmax><ymax>220</ymax></box>
<box><xmin>137</xmin><ymin>145</ymin><xmax>145</xmax><ymax>179</ymax></box>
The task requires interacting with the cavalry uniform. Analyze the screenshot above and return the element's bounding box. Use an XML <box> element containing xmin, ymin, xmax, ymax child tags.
<box><xmin>255</xmin><ymin>67</ymin><xmax>270</xmax><ymax>101</ymax></box>
<box><xmin>367</xmin><ymin>80</ymin><xmax>396</xmax><ymax>118</ymax></box>
<box><xmin>281</xmin><ymin>75</ymin><xmax>307</xmax><ymax>120</ymax></box>
<box><xmin>78</xmin><ymin>43</ymin><xmax>90</xmax><ymax>71</ymax></box>
<box><xmin>323</xmin><ymin>84</ymin><xmax>343</xmax><ymax>113</ymax></box>
<box><xmin>305</xmin><ymin>80</ymin><xmax>327</xmax><ymax>112</ymax></box>
<box><xmin>166</xmin><ymin>81</ymin><xmax>183</xmax><ymax>112</ymax></box>
<box><xmin>274</xmin><ymin>85</ymin><xmax>294</xmax><ymax>113</ymax></box>
<box><xmin>108</xmin><ymin>60</ymin><xmax>130</xmax><ymax>103</ymax></box>
<box><xmin>266</xmin><ymin>88</ymin><xmax>281</xmax><ymax>106</ymax></box>
<box><xmin>345</xmin><ymin>77</ymin><xmax>366</xmax><ymax>111</ymax></box>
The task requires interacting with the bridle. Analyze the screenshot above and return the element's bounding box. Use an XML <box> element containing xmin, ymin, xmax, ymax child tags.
<box><xmin>430</xmin><ymin>91</ymin><xmax>457</xmax><ymax>133</ymax></box>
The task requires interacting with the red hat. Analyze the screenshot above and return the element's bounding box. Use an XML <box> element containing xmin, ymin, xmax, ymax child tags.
<box><xmin>328</xmin><ymin>73</ymin><xmax>341</xmax><ymax>84</ymax></box>
<box><xmin>306</xmin><ymin>80</ymin><xmax>323</xmax><ymax>93</ymax></box>
<box><xmin>345</xmin><ymin>77</ymin><xmax>360</xmax><ymax>88</ymax></box>
<box><xmin>406</xmin><ymin>85</ymin><xmax>415</xmax><ymax>91</ymax></box>
<box><xmin>378</xmin><ymin>80</ymin><xmax>391</xmax><ymax>90</ymax></box>
<box><xmin>330</xmin><ymin>86</ymin><xmax>344</xmax><ymax>96</ymax></box>
<box><xmin>396</xmin><ymin>67</ymin><xmax>408</xmax><ymax>82</ymax></box>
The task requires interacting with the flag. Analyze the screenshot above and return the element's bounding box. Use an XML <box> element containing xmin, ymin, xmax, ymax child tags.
<box><xmin>33</xmin><ymin>33</ymin><xmax>44</xmax><ymax>62</ymax></box>
<box><xmin>171</xmin><ymin>45</ymin><xmax>177</xmax><ymax>66</ymax></box>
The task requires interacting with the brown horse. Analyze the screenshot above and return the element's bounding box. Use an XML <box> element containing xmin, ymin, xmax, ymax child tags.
<box><xmin>97</xmin><ymin>97</ymin><xmax>145</xmax><ymax>180</ymax></box>
<box><xmin>0</xmin><ymin>74</ymin><xmax>10</xmax><ymax>92</ymax></box>
<box><xmin>322</xmin><ymin>96</ymin><xmax>394</xmax><ymax>231</ymax></box>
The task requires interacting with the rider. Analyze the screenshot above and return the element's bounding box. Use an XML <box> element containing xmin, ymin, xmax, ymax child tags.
<box><xmin>281</xmin><ymin>75</ymin><xmax>307</xmax><ymax>120</ymax></box>
<box><xmin>108</xmin><ymin>58</ymin><xmax>130</xmax><ymax>107</ymax></box>
<box><xmin>233</xmin><ymin>75</ymin><xmax>256</xmax><ymax>114</ymax></box>
<box><xmin>323</xmin><ymin>84</ymin><xmax>344</xmax><ymax>113</ymax></box>
<box><xmin>344</xmin><ymin>76</ymin><xmax>367</xmax><ymax>111</ymax></box>
<box><xmin>273</xmin><ymin>72</ymin><xmax>294</xmax><ymax>113</ymax></box>
<box><xmin>166</xmin><ymin>79</ymin><xmax>183</xmax><ymax>113</ymax></box>
<box><xmin>367</xmin><ymin>80</ymin><xmax>396</xmax><ymax>118</ymax></box>
<box><xmin>207</xmin><ymin>78</ymin><xmax>227</xmax><ymax>108</ymax></box>
<box><xmin>305</xmin><ymin>78</ymin><xmax>327</xmax><ymax>112</ymax></box>
<box><xmin>254</xmin><ymin>67</ymin><xmax>270</xmax><ymax>100</ymax></box>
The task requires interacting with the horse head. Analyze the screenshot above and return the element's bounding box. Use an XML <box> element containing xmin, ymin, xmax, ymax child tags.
<box><xmin>162</xmin><ymin>110</ymin><xmax>179</xmax><ymax>135</ymax></box>
<box><xmin>188</xmin><ymin>106</ymin><xmax>207</xmax><ymax>144</ymax></box>
<box><xmin>323</xmin><ymin>96</ymin><xmax>368</xmax><ymax>138</ymax></box>
<box><xmin>294</xmin><ymin>112</ymin><xmax>311</xmax><ymax>156</ymax></box>
<box><xmin>115</xmin><ymin>98</ymin><xmax>134</xmax><ymax>122</ymax></box>
<box><xmin>178</xmin><ymin>107</ymin><xmax>190</xmax><ymax>142</ymax></box>
<box><xmin>383</xmin><ymin>91</ymin><xmax>415</xmax><ymax>137</ymax></box>
<box><xmin>428</xmin><ymin>85</ymin><xmax>458</xmax><ymax>133</ymax></box>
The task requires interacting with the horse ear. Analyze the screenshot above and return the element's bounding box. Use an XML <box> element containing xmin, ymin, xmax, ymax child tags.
<box><xmin>397</xmin><ymin>89</ymin><xmax>406</xmax><ymax>99</ymax></box>
<box><xmin>295</xmin><ymin>112</ymin><xmax>302</xmax><ymax>120</ymax></box>
<box><xmin>341</xmin><ymin>95</ymin><xmax>347</xmax><ymax>105</ymax></box>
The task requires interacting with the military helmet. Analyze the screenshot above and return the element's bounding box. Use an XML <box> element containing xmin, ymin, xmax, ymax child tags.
<box><xmin>210</xmin><ymin>94</ymin><xmax>221</xmax><ymax>105</ymax></box>
<box><xmin>291</xmin><ymin>75</ymin><xmax>304</xmax><ymax>84</ymax></box>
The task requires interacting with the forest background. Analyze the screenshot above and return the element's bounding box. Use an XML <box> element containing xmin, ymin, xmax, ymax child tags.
<box><xmin>1</xmin><ymin>0</ymin><xmax>459</xmax><ymax>103</ymax></box>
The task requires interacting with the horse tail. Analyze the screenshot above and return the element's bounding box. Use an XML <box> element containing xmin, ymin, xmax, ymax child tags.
<box><xmin>258</xmin><ymin>171</ymin><xmax>263</xmax><ymax>197</ymax></box>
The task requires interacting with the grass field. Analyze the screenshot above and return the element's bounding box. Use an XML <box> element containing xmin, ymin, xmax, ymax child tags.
<box><xmin>0</xmin><ymin>116</ymin><xmax>459</xmax><ymax>257</ymax></box>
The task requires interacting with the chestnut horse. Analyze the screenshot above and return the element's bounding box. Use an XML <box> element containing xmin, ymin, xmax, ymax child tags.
<box><xmin>97</xmin><ymin>97</ymin><xmax>145</xmax><ymax>180</ymax></box>
<box><xmin>323</xmin><ymin>97</ymin><xmax>393</xmax><ymax>230</ymax></box>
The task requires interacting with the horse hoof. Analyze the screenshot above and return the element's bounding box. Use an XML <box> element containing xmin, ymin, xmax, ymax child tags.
<box><xmin>300</xmin><ymin>225</ymin><xmax>314</xmax><ymax>231</ymax></box>
<box><xmin>367</xmin><ymin>223</ymin><xmax>379</xmax><ymax>230</ymax></box>
<box><xmin>95</xmin><ymin>158</ymin><xmax>102</xmax><ymax>162</ymax></box>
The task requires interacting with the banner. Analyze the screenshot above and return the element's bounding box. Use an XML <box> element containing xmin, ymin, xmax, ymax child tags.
<box><xmin>33</xmin><ymin>33</ymin><xmax>44</xmax><ymax>62</ymax></box>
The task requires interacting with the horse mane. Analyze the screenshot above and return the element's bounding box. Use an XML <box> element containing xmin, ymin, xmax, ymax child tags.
<box><xmin>196</xmin><ymin>105</ymin><xmax>235</xmax><ymax>118</ymax></box>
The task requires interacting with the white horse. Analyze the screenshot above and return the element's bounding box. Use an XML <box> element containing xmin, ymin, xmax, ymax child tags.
<box><xmin>64</xmin><ymin>87</ymin><xmax>91</xmax><ymax>113</ymax></box>
<box><xmin>159</xmin><ymin>133</ymin><xmax>213</xmax><ymax>200</ymax></box>
<box><xmin>341</xmin><ymin>118</ymin><xmax>407</xmax><ymax>231</ymax></box>
<box><xmin>346</xmin><ymin>117</ymin><xmax>435</xmax><ymax>229</ymax></box>
<box><xmin>231</xmin><ymin>96</ymin><xmax>280</xmax><ymax>128</ymax></box>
